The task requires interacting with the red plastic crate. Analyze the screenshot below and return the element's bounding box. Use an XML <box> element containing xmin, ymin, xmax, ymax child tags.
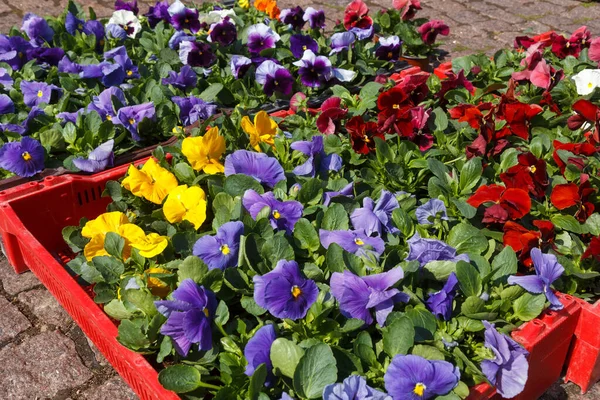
<box><xmin>564</xmin><ymin>298</ymin><xmax>600</xmax><ymax>393</ymax></box>
<box><xmin>0</xmin><ymin>160</ymin><xmax>179</xmax><ymax>400</ymax></box>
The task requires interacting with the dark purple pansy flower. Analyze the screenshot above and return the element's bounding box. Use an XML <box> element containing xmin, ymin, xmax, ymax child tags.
<box><xmin>416</xmin><ymin>198</ymin><xmax>448</xmax><ymax>225</ymax></box>
<box><xmin>26</xmin><ymin>47</ymin><xmax>65</xmax><ymax>66</ymax></box>
<box><xmin>83</xmin><ymin>20</ymin><xmax>106</xmax><ymax>49</ymax></box>
<box><xmin>0</xmin><ymin>137</ymin><xmax>45</xmax><ymax>177</ymax></box>
<box><xmin>162</xmin><ymin>65</ymin><xmax>197</xmax><ymax>91</ymax></box>
<box><xmin>406</xmin><ymin>233</ymin><xmax>470</xmax><ymax>266</ymax></box>
<box><xmin>209</xmin><ymin>17</ymin><xmax>237</xmax><ymax>46</ymax></box>
<box><xmin>0</xmin><ymin>94</ymin><xmax>14</xmax><ymax>115</ymax></box>
<box><xmin>179</xmin><ymin>40</ymin><xmax>216</xmax><ymax>68</ymax></box>
<box><xmin>384</xmin><ymin>354</ymin><xmax>460</xmax><ymax>399</ymax></box>
<box><xmin>351</xmin><ymin>190</ymin><xmax>399</xmax><ymax>236</ymax></box>
<box><xmin>72</xmin><ymin>139</ymin><xmax>115</xmax><ymax>173</ymax></box>
<box><xmin>426</xmin><ymin>272</ymin><xmax>459</xmax><ymax>321</ymax></box>
<box><xmin>100</xmin><ymin>62</ymin><xmax>126</xmax><ymax>87</ymax></box>
<box><xmin>323</xmin><ymin>375</ymin><xmax>390</xmax><ymax>400</ymax></box>
<box><xmin>290</xmin><ymin>34</ymin><xmax>319</xmax><ymax>58</ymax></box>
<box><xmin>291</xmin><ymin>135</ymin><xmax>342</xmax><ymax>177</ymax></box>
<box><xmin>331</xmin><ymin>268</ymin><xmax>409</xmax><ymax>326</ymax></box>
<box><xmin>57</xmin><ymin>108</ymin><xmax>85</xmax><ymax>124</ymax></box>
<box><xmin>116</xmin><ymin>102</ymin><xmax>155</xmax><ymax>141</ymax></box>
<box><xmin>145</xmin><ymin>0</ymin><xmax>171</xmax><ymax>28</ymax></box>
<box><xmin>168</xmin><ymin>31</ymin><xmax>195</xmax><ymax>50</ymax></box>
<box><xmin>481</xmin><ymin>321</ymin><xmax>529</xmax><ymax>398</ymax></box>
<box><xmin>65</xmin><ymin>12</ymin><xmax>85</xmax><ymax>35</ymax></box>
<box><xmin>507</xmin><ymin>248</ymin><xmax>564</xmax><ymax>310</ymax></box>
<box><xmin>225</xmin><ymin>150</ymin><xmax>286</xmax><ymax>188</ymax></box>
<box><xmin>230</xmin><ymin>55</ymin><xmax>252</xmax><ymax>79</ymax></box>
<box><xmin>320</xmin><ymin>229</ymin><xmax>385</xmax><ymax>259</ymax></box>
<box><xmin>20</xmin><ymin>81</ymin><xmax>61</xmax><ymax>107</ymax></box>
<box><xmin>58</xmin><ymin>56</ymin><xmax>82</xmax><ymax>74</ymax></box>
<box><xmin>168</xmin><ymin>0</ymin><xmax>200</xmax><ymax>32</ymax></box>
<box><xmin>172</xmin><ymin>95</ymin><xmax>217</xmax><ymax>126</ymax></box>
<box><xmin>115</xmin><ymin>0</ymin><xmax>139</xmax><ymax>14</ymax></box>
<box><xmin>88</xmin><ymin>86</ymin><xmax>126</xmax><ymax>122</ymax></box>
<box><xmin>154</xmin><ymin>279</ymin><xmax>217</xmax><ymax>356</ymax></box>
<box><xmin>280</xmin><ymin>6</ymin><xmax>305</xmax><ymax>30</ymax></box>
<box><xmin>254</xmin><ymin>260</ymin><xmax>318</xmax><ymax>320</ymax></box>
<box><xmin>247</xmin><ymin>23</ymin><xmax>280</xmax><ymax>54</ymax></box>
<box><xmin>0</xmin><ymin>35</ymin><xmax>32</xmax><ymax>70</ymax></box>
<box><xmin>255</xmin><ymin>61</ymin><xmax>294</xmax><ymax>96</ymax></box>
<box><xmin>244</xmin><ymin>324</ymin><xmax>277</xmax><ymax>386</ymax></box>
<box><xmin>323</xmin><ymin>182</ymin><xmax>354</xmax><ymax>206</ymax></box>
<box><xmin>375</xmin><ymin>35</ymin><xmax>402</xmax><ymax>61</ymax></box>
<box><xmin>104</xmin><ymin>46</ymin><xmax>139</xmax><ymax>79</ymax></box>
<box><xmin>303</xmin><ymin>7</ymin><xmax>326</xmax><ymax>29</ymax></box>
<box><xmin>193</xmin><ymin>221</ymin><xmax>244</xmax><ymax>271</ymax></box>
<box><xmin>293</xmin><ymin>50</ymin><xmax>331</xmax><ymax>88</ymax></box>
<box><xmin>243</xmin><ymin>190</ymin><xmax>303</xmax><ymax>234</ymax></box>
<box><xmin>21</xmin><ymin>13</ymin><xmax>54</xmax><ymax>47</ymax></box>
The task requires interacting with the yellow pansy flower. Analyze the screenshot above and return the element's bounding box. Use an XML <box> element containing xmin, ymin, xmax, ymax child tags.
<box><xmin>81</xmin><ymin>212</ymin><xmax>146</xmax><ymax>260</ymax></box>
<box><xmin>145</xmin><ymin>267</ymin><xmax>171</xmax><ymax>298</ymax></box>
<box><xmin>181</xmin><ymin>126</ymin><xmax>226</xmax><ymax>174</ymax></box>
<box><xmin>122</xmin><ymin>158</ymin><xmax>179</xmax><ymax>204</ymax></box>
<box><xmin>241</xmin><ymin>111</ymin><xmax>278</xmax><ymax>151</ymax></box>
<box><xmin>163</xmin><ymin>185</ymin><xmax>208</xmax><ymax>230</ymax></box>
<box><xmin>131</xmin><ymin>233</ymin><xmax>169</xmax><ymax>258</ymax></box>
<box><xmin>239</xmin><ymin>0</ymin><xmax>250</xmax><ymax>8</ymax></box>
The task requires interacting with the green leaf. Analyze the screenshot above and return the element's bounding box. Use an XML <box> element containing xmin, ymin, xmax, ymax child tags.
<box><xmin>500</xmin><ymin>148</ymin><xmax>519</xmax><ymax>171</ymax></box>
<box><xmin>490</xmin><ymin>246</ymin><xmax>517</xmax><ymax>284</ymax></box>
<box><xmin>452</xmin><ymin>199</ymin><xmax>477</xmax><ymax>219</ymax></box>
<box><xmin>158</xmin><ymin>365</ymin><xmax>201</xmax><ymax>393</ymax></box>
<box><xmin>513</xmin><ymin>293</ymin><xmax>546</xmax><ymax>321</ymax></box>
<box><xmin>375</xmin><ymin>137</ymin><xmax>394</xmax><ymax>163</ymax></box>
<box><xmin>294</xmin><ymin>218</ymin><xmax>320</xmax><ymax>252</ymax></box>
<box><xmin>117</xmin><ymin>319</ymin><xmax>151</xmax><ymax>350</ymax></box>
<box><xmin>271</xmin><ymin>338</ymin><xmax>305</xmax><ymax>378</ymax></box>
<box><xmin>103</xmin><ymin>299</ymin><xmax>132</xmax><ymax>320</ymax></box>
<box><xmin>551</xmin><ymin>214</ymin><xmax>582</xmax><ymax>234</ymax></box>
<box><xmin>122</xmin><ymin>289</ymin><xmax>157</xmax><ymax>316</ymax></box>
<box><xmin>215</xmin><ymin>301</ymin><xmax>229</xmax><ymax>326</ymax></box>
<box><xmin>298</xmin><ymin>178</ymin><xmax>322</xmax><ymax>205</ymax></box>
<box><xmin>424</xmin><ymin>261</ymin><xmax>457</xmax><ymax>281</ymax></box>
<box><xmin>248</xmin><ymin>363</ymin><xmax>267</xmax><ymax>400</ymax></box>
<box><xmin>447</xmin><ymin>223</ymin><xmax>488</xmax><ymax>255</ymax></box>
<box><xmin>293</xmin><ymin>343</ymin><xmax>338</xmax><ymax>399</ymax></box>
<box><xmin>427</xmin><ymin>158</ymin><xmax>449</xmax><ymax>184</ymax></box>
<box><xmin>173</xmin><ymin>162</ymin><xmax>196</xmax><ymax>184</ymax></box>
<box><xmin>429</xmin><ymin>107</ymin><xmax>448</xmax><ymax>132</ymax></box>
<box><xmin>456</xmin><ymin>260</ymin><xmax>482</xmax><ymax>297</ymax></box>
<box><xmin>91</xmin><ymin>256</ymin><xmax>124</xmax><ymax>284</ymax></box>
<box><xmin>261</xmin><ymin>235</ymin><xmax>294</xmax><ymax>267</ymax></box>
<box><xmin>383</xmin><ymin>316</ymin><xmax>415</xmax><ymax>357</ymax></box>
<box><xmin>459</xmin><ymin>157</ymin><xmax>482</xmax><ymax>193</ymax></box>
<box><xmin>178</xmin><ymin>256</ymin><xmax>208</xmax><ymax>284</ymax></box>
<box><xmin>224</xmin><ymin>174</ymin><xmax>264</xmax><ymax>197</ymax></box>
<box><xmin>353</xmin><ymin>331</ymin><xmax>377</xmax><ymax>365</ymax></box>
<box><xmin>411</xmin><ymin>344</ymin><xmax>445</xmax><ymax>360</ymax></box>
<box><xmin>241</xmin><ymin>296</ymin><xmax>266</xmax><ymax>316</ymax></box>
<box><xmin>321</xmin><ymin>203</ymin><xmax>349</xmax><ymax>231</ymax></box>
<box><xmin>199</xmin><ymin>83</ymin><xmax>224</xmax><ymax>102</ymax></box>
<box><xmin>104</xmin><ymin>232</ymin><xmax>125</xmax><ymax>259</ymax></box>
<box><xmin>406</xmin><ymin>306</ymin><xmax>437</xmax><ymax>341</ymax></box>
<box><xmin>392</xmin><ymin>208</ymin><xmax>414</xmax><ymax>237</ymax></box>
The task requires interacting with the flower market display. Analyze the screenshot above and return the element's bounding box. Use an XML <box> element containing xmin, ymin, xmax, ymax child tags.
<box><xmin>0</xmin><ymin>0</ymin><xmax>444</xmax><ymax>183</ymax></box>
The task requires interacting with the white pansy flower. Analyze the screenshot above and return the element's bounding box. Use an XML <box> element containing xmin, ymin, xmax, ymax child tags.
<box><xmin>107</xmin><ymin>10</ymin><xmax>141</xmax><ymax>38</ymax></box>
<box><xmin>572</xmin><ymin>69</ymin><xmax>600</xmax><ymax>95</ymax></box>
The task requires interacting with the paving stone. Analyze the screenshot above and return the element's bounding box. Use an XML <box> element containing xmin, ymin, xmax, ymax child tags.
<box><xmin>80</xmin><ymin>376</ymin><xmax>139</xmax><ymax>400</ymax></box>
<box><xmin>0</xmin><ymin>297</ymin><xmax>30</xmax><ymax>342</ymax></box>
<box><xmin>0</xmin><ymin>331</ymin><xmax>93</xmax><ymax>399</ymax></box>
<box><xmin>0</xmin><ymin>256</ymin><xmax>41</xmax><ymax>296</ymax></box>
<box><xmin>17</xmin><ymin>288</ymin><xmax>71</xmax><ymax>328</ymax></box>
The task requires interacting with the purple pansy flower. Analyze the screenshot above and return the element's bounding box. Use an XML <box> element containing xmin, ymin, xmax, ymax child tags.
<box><xmin>350</xmin><ymin>25</ymin><xmax>374</xmax><ymax>41</ymax></box>
<box><xmin>65</xmin><ymin>12</ymin><xmax>85</xmax><ymax>35</ymax></box>
<box><xmin>0</xmin><ymin>107</ymin><xmax>44</xmax><ymax>136</ymax></box>
<box><xmin>57</xmin><ymin>108</ymin><xmax>86</xmax><ymax>124</ymax></box>
<box><xmin>290</xmin><ymin>34</ymin><xmax>318</xmax><ymax>58</ymax></box>
<box><xmin>303</xmin><ymin>7</ymin><xmax>326</xmax><ymax>29</ymax></box>
<box><xmin>323</xmin><ymin>375</ymin><xmax>391</xmax><ymax>400</ymax></box>
<box><xmin>145</xmin><ymin>0</ymin><xmax>171</xmax><ymax>28</ymax></box>
<box><xmin>72</xmin><ymin>140</ymin><xmax>115</xmax><ymax>173</ymax></box>
<box><xmin>507</xmin><ymin>248</ymin><xmax>564</xmax><ymax>310</ymax></box>
<box><xmin>384</xmin><ymin>354</ymin><xmax>460</xmax><ymax>399</ymax></box>
<box><xmin>280</xmin><ymin>6</ymin><xmax>305</xmax><ymax>30</ymax></box>
<box><xmin>193</xmin><ymin>221</ymin><xmax>244</xmax><ymax>271</ymax></box>
<box><xmin>0</xmin><ymin>68</ymin><xmax>12</xmax><ymax>89</ymax></box>
<box><xmin>105</xmin><ymin>23</ymin><xmax>127</xmax><ymax>40</ymax></box>
<box><xmin>27</xmin><ymin>47</ymin><xmax>64</xmax><ymax>66</ymax></box>
<box><xmin>291</xmin><ymin>135</ymin><xmax>342</xmax><ymax>177</ymax></box>
<box><xmin>0</xmin><ymin>94</ymin><xmax>14</xmax><ymax>115</ymax></box>
<box><xmin>87</xmin><ymin>87</ymin><xmax>126</xmax><ymax>122</ymax></box>
<box><xmin>168</xmin><ymin>0</ymin><xmax>200</xmax><ymax>32</ymax></box>
<box><xmin>154</xmin><ymin>279</ymin><xmax>216</xmax><ymax>356</ymax></box>
<box><xmin>21</xmin><ymin>13</ymin><xmax>54</xmax><ymax>47</ymax></box>
<box><xmin>426</xmin><ymin>272</ymin><xmax>459</xmax><ymax>321</ymax></box>
<box><xmin>416</xmin><ymin>198</ymin><xmax>448</xmax><ymax>225</ymax></box>
<box><xmin>79</xmin><ymin>62</ymin><xmax>125</xmax><ymax>87</ymax></box>
<box><xmin>104</xmin><ymin>46</ymin><xmax>139</xmax><ymax>79</ymax></box>
<box><xmin>168</xmin><ymin>31</ymin><xmax>195</xmax><ymax>50</ymax></box>
<box><xmin>294</xmin><ymin>50</ymin><xmax>356</xmax><ymax>87</ymax></box>
<box><xmin>331</xmin><ymin>268</ymin><xmax>409</xmax><ymax>326</ymax></box>
<box><xmin>115</xmin><ymin>0</ymin><xmax>139</xmax><ymax>14</ymax></box>
<box><xmin>83</xmin><ymin>19</ymin><xmax>105</xmax><ymax>42</ymax></box>
<box><xmin>329</xmin><ymin>32</ymin><xmax>355</xmax><ymax>54</ymax></box>
<box><xmin>323</xmin><ymin>182</ymin><xmax>354</xmax><ymax>206</ymax></box>
<box><xmin>243</xmin><ymin>190</ymin><xmax>303</xmax><ymax>234</ymax></box>
<box><xmin>58</xmin><ymin>56</ymin><xmax>82</xmax><ymax>73</ymax></box>
<box><xmin>406</xmin><ymin>233</ymin><xmax>470</xmax><ymax>266</ymax></box>
<box><xmin>162</xmin><ymin>65</ymin><xmax>197</xmax><ymax>91</ymax></box>
<box><xmin>320</xmin><ymin>229</ymin><xmax>385</xmax><ymax>259</ymax></box>
<box><xmin>20</xmin><ymin>81</ymin><xmax>61</xmax><ymax>107</ymax></box>
<box><xmin>0</xmin><ymin>137</ymin><xmax>45</xmax><ymax>177</ymax></box>
<box><xmin>351</xmin><ymin>190</ymin><xmax>399</xmax><ymax>236</ymax></box>
<box><xmin>225</xmin><ymin>150</ymin><xmax>286</xmax><ymax>188</ymax></box>
<box><xmin>244</xmin><ymin>324</ymin><xmax>277</xmax><ymax>385</ymax></box>
<box><xmin>481</xmin><ymin>321</ymin><xmax>529</xmax><ymax>398</ymax></box>
<box><xmin>0</xmin><ymin>35</ymin><xmax>32</xmax><ymax>70</ymax></box>
<box><xmin>255</xmin><ymin>60</ymin><xmax>294</xmax><ymax>96</ymax></box>
<box><xmin>247</xmin><ymin>23</ymin><xmax>280</xmax><ymax>54</ymax></box>
<box><xmin>172</xmin><ymin>95</ymin><xmax>217</xmax><ymax>126</ymax></box>
<box><xmin>375</xmin><ymin>36</ymin><xmax>402</xmax><ymax>61</ymax></box>
<box><xmin>209</xmin><ymin>17</ymin><xmax>237</xmax><ymax>46</ymax></box>
<box><xmin>116</xmin><ymin>102</ymin><xmax>155</xmax><ymax>141</ymax></box>
<box><xmin>230</xmin><ymin>55</ymin><xmax>252</xmax><ymax>79</ymax></box>
<box><xmin>253</xmin><ymin>260</ymin><xmax>318</xmax><ymax>320</ymax></box>
<box><xmin>179</xmin><ymin>40</ymin><xmax>216</xmax><ymax>68</ymax></box>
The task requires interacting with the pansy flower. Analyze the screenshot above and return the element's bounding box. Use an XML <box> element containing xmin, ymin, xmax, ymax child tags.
<box><xmin>503</xmin><ymin>220</ymin><xmax>555</xmax><ymax>267</ymax></box>
<box><xmin>320</xmin><ymin>229</ymin><xmax>385</xmax><ymax>259</ymax></box>
<box><xmin>448</xmin><ymin>103</ymin><xmax>492</xmax><ymax>130</ymax></box>
<box><xmin>375</xmin><ymin>36</ymin><xmax>402</xmax><ymax>61</ymax></box>
<box><xmin>0</xmin><ymin>94</ymin><xmax>14</xmax><ymax>115</ymax></box>
<box><xmin>181</xmin><ymin>126</ymin><xmax>226</xmax><ymax>174</ymax></box>
<box><xmin>145</xmin><ymin>0</ymin><xmax>171</xmax><ymax>28</ymax></box>
<box><xmin>247</xmin><ymin>23</ymin><xmax>280</xmax><ymax>54</ymax></box>
<box><xmin>65</xmin><ymin>12</ymin><xmax>85</xmax><ymax>35</ymax></box>
<box><xmin>73</xmin><ymin>140</ymin><xmax>114</xmax><ymax>173</ymax></box>
<box><xmin>21</xmin><ymin>13</ymin><xmax>54</xmax><ymax>47</ymax></box>
<box><xmin>316</xmin><ymin>97</ymin><xmax>348</xmax><ymax>134</ymax></box>
<box><xmin>567</xmin><ymin>99</ymin><xmax>600</xmax><ymax>143</ymax></box>
<box><xmin>291</xmin><ymin>135</ymin><xmax>342</xmax><ymax>178</ymax></box>
<box><xmin>343</xmin><ymin>0</ymin><xmax>372</xmax><ymax>31</ymax></box>
<box><xmin>331</xmin><ymin>268</ymin><xmax>409</xmax><ymax>326</ymax></box>
<box><xmin>122</xmin><ymin>158</ymin><xmax>179</xmax><ymax>204</ymax></box>
<box><xmin>499</xmin><ymin>152</ymin><xmax>548</xmax><ymax>199</ymax></box>
<box><xmin>583</xmin><ymin>236</ymin><xmax>600</xmax><ymax>262</ymax></box>
<box><xmin>254</xmin><ymin>0</ymin><xmax>280</xmax><ymax>19</ymax></box>
<box><xmin>20</xmin><ymin>81</ymin><xmax>61</xmax><ymax>107</ymax></box>
<box><xmin>294</xmin><ymin>50</ymin><xmax>355</xmax><ymax>88</ymax></box>
<box><xmin>208</xmin><ymin>18</ymin><xmax>237</xmax><ymax>46</ymax></box>
<box><xmin>323</xmin><ymin>182</ymin><xmax>354</xmax><ymax>206</ymax></box>
<box><xmin>179</xmin><ymin>41</ymin><xmax>216</xmax><ymax>68</ymax></box>
<box><xmin>163</xmin><ymin>185</ymin><xmax>207</xmax><ymax>229</ymax></box>
<box><xmin>81</xmin><ymin>211</ymin><xmax>141</xmax><ymax>260</ymax></box>
<box><xmin>241</xmin><ymin>111</ymin><xmax>278</xmax><ymax>151</ymax></box>
<box><xmin>130</xmin><ymin>233</ymin><xmax>169</xmax><ymax>258</ymax></box>
<box><xmin>393</xmin><ymin>0</ymin><xmax>422</xmax><ymax>20</ymax></box>
<box><xmin>255</xmin><ymin>60</ymin><xmax>294</xmax><ymax>96</ymax></box>
<box><xmin>253</xmin><ymin>260</ymin><xmax>318</xmax><ymax>320</ymax></box>
<box><xmin>168</xmin><ymin>0</ymin><xmax>200</xmax><ymax>32</ymax></box>
<box><xmin>346</xmin><ymin>115</ymin><xmax>383</xmax><ymax>154</ymax></box>
<box><xmin>172</xmin><ymin>95</ymin><xmax>217</xmax><ymax>126</ymax></box>
<box><xmin>495</xmin><ymin>100</ymin><xmax>543</xmax><ymax>140</ymax></box>
<box><xmin>330</xmin><ymin>32</ymin><xmax>355</xmax><ymax>54</ymax></box>
<box><xmin>572</xmin><ymin>69</ymin><xmax>600</xmax><ymax>96</ymax></box>
<box><xmin>290</xmin><ymin>34</ymin><xmax>318</xmax><ymax>58</ymax></box>
<box><xmin>115</xmin><ymin>0</ymin><xmax>139</xmax><ymax>14</ymax></box>
<box><xmin>162</xmin><ymin>65</ymin><xmax>198</xmax><ymax>91</ymax></box>
<box><xmin>552</xmin><ymin>140</ymin><xmax>597</xmax><ymax>174</ymax></box>
<box><xmin>303</xmin><ymin>7</ymin><xmax>325</xmax><ymax>29</ymax></box>
<box><xmin>416</xmin><ymin>198</ymin><xmax>448</xmax><ymax>225</ymax></box>
<box><xmin>280</xmin><ymin>6</ymin><xmax>305</xmax><ymax>30</ymax></box>
<box><xmin>0</xmin><ymin>137</ymin><xmax>44</xmax><ymax>177</ymax></box>
<box><xmin>87</xmin><ymin>87</ymin><xmax>126</xmax><ymax>122</ymax></box>
<box><xmin>351</xmin><ymin>190</ymin><xmax>399</xmax><ymax>236</ymax></box>
<box><xmin>107</xmin><ymin>10</ymin><xmax>141</xmax><ymax>38</ymax></box>
<box><xmin>426</xmin><ymin>272</ymin><xmax>459</xmax><ymax>320</ymax></box>
<box><xmin>104</xmin><ymin>46</ymin><xmax>139</xmax><ymax>79</ymax></box>
<box><xmin>244</xmin><ymin>324</ymin><xmax>277</xmax><ymax>386</ymax></box>
<box><xmin>225</xmin><ymin>151</ymin><xmax>285</xmax><ymax>188</ymax></box>
<box><xmin>0</xmin><ymin>35</ymin><xmax>33</xmax><ymax>70</ymax></box>
<box><xmin>243</xmin><ymin>190</ymin><xmax>303</xmax><ymax>234</ymax></box>
<box><xmin>324</xmin><ymin>375</ymin><xmax>390</xmax><ymax>400</ymax></box>
<box><xmin>467</xmin><ymin>184</ymin><xmax>531</xmax><ymax>224</ymax></box>
<box><xmin>550</xmin><ymin>174</ymin><xmax>595</xmax><ymax>222</ymax></box>
<box><xmin>116</xmin><ymin>102</ymin><xmax>155</xmax><ymax>141</ymax></box>
<box><xmin>406</xmin><ymin>233</ymin><xmax>469</xmax><ymax>267</ymax></box>
<box><xmin>193</xmin><ymin>221</ymin><xmax>244</xmax><ymax>271</ymax></box>
<box><xmin>230</xmin><ymin>55</ymin><xmax>252</xmax><ymax>79</ymax></box>
<box><xmin>418</xmin><ymin>20</ymin><xmax>449</xmax><ymax>45</ymax></box>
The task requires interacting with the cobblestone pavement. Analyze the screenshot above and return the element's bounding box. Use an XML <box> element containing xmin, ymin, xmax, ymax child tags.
<box><xmin>1</xmin><ymin>0</ymin><xmax>600</xmax><ymax>399</ymax></box>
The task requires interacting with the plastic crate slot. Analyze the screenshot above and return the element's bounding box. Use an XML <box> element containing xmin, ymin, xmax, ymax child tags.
<box><xmin>84</xmin><ymin>189</ymin><xmax>90</xmax><ymax>204</ymax></box>
<box><xmin>77</xmin><ymin>192</ymin><xmax>83</xmax><ymax>206</ymax></box>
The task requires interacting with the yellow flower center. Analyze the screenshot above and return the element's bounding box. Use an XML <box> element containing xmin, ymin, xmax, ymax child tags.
<box><xmin>363</xmin><ymin>135</ymin><xmax>370</xmax><ymax>143</ymax></box>
<box><xmin>392</xmin><ymin>104</ymin><xmax>400</xmax><ymax>109</ymax></box>
<box><xmin>127</xmin><ymin>70</ymin><xmax>133</xmax><ymax>76</ymax></box>
<box><xmin>78</xmin><ymin>23</ymin><xmax>83</xmax><ymax>30</ymax></box>
<box><xmin>303</xmin><ymin>45</ymin><xmax>307</xmax><ymax>50</ymax></box>
<box><xmin>274</xmin><ymin>81</ymin><xmax>279</xmax><ymax>85</ymax></box>
<box><xmin>589</xmin><ymin>82</ymin><xmax>594</xmax><ymax>88</ymax></box>
<box><xmin>354</xmin><ymin>237</ymin><xmax>364</xmax><ymax>246</ymax></box>
<box><xmin>430</xmin><ymin>28</ymin><xmax>435</xmax><ymax>33</ymax></box>
<box><xmin>106</xmin><ymin>115</ymin><xmax>112</xmax><ymax>121</ymax></box>
<box><xmin>414</xmin><ymin>383</ymin><xmax>426</xmax><ymax>397</ymax></box>
<box><xmin>220</xmin><ymin>244</ymin><xmax>230</xmax><ymax>255</ymax></box>
<box><xmin>18</xmin><ymin>52</ymin><xmax>23</xmax><ymax>58</ymax></box>
<box><xmin>129</xmin><ymin>118</ymin><xmax>135</xmax><ymax>125</ymax></box>
<box><xmin>185</xmin><ymin>19</ymin><xmax>189</xmax><ymax>23</ymax></box>
<box><xmin>272</xmin><ymin>210</ymin><xmax>281</xmax><ymax>219</ymax></box>
<box><xmin>388</xmin><ymin>52</ymin><xmax>393</xmax><ymax>58</ymax></box>
<box><xmin>37</xmin><ymin>90</ymin><xmax>43</xmax><ymax>98</ymax></box>
<box><xmin>291</xmin><ymin>285</ymin><xmax>302</xmax><ymax>298</ymax></box>
<box><xmin>566</xmin><ymin>42</ymin><xmax>570</xmax><ymax>48</ymax></box>
<box><xmin>530</xmin><ymin>166</ymin><xmax>537</xmax><ymax>173</ymax></box>
<box><xmin>99</xmin><ymin>39</ymin><xmax>105</xmax><ymax>46</ymax></box>
<box><xmin>21</xmin><ymin>151</ymin><xmax>32</xmax><ymax>161</ymax></box>
<box><xmin>203</xmin><ymin>308</ymin><xmax>209</xmax><ymax>317</ymax></box>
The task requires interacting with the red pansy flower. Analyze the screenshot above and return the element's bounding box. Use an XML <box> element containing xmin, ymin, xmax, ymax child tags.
<box><xmin>436</xmin><ymin>70</ymin><xmax>475</xmax><ymax>103</ymax></box>
<box><xmin>377</xmin><ymin>86</ymin><xmax>410</xmax><ymax>115</ymax></box>
<box><xmin>467</xmin><ymin>184</ymin><xmax>531</xmax><ymax>224</ymax></box>
<box><xmin>552</xmin><ymin>140</ymin><xmax>597</xmax><ymax>173</ymax></box>
<box><xmin>540</xmin><ymin>91</ymin><xmax>561</xmax><ymax>115</ymax></box>
<box><xmin>583</xmin><ymin>236</ymin><xmax>600</xmax><ymax>261</ymax></box>
<box><xmin>589</xmin><ymin>37</ymin><xmax>600</xmax><ymax>63</ymax></box>
<box><xmin>500</xmin><ymin>152</ymin><xmax>548</xmax><ymax>198</ymax></box>
<box><xmin>392</xmin><ymin>0</ymin><xmax>421</xmax><ymax>20</ymax></box>
<box><xmin>433</xmin><ymin>62</ymin><xmax>453</xmax><ymax>80</ymax></box>
<box><xmin>417</xmin><ymin>20</ymin><xmax>449</xmax><ymax>45</ymax></box>
<box><xmin>495</xmin><ymin>100</ymin><xmax>543</xmax><ymax>140</ymax></box>
<box><xmin>346</xmin><ymin>116</ymin><xmax>383</xmax><ymax>154</ymax></box>
<box><xmin>316</xmin><ymin>97</ymin><xmax>347</xmax><ymax>134</ymax></box>
<box><xmin>397</xmin><ymin>106</ymin><xmax>434</xmax><ymax>151</ymax></box>
<box><xmin>567</xmin><ymin>99</ymin><xmax>600</xmax><ymax>144</ymax></box>
<box><xmin>570</xmin><ymin>26</ymin><xmax>591</xmax><ymax>49</ymax></box>
<box><xmin>551</xmin><ymin>35</ymin><xmax>581</xmax><ymax>59</ymax></box>
<box><xmin>343</xmin><ymin>0</ymin><xmax>372</xmax><ymax>30</ymax></box>
<box><xmin>550</xmin><ymin>174</ymin><xmax>596</xmax><ymax>222</ymax></box>
<box><xmin>503</xmin><ymin>220</ymin><xmax>555</xmax><ymax>267</ymax></box>
<box><xmin>449</xmin><ymin>102</ymin><xmax>493</xmax><ymax>129</ymax></box>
